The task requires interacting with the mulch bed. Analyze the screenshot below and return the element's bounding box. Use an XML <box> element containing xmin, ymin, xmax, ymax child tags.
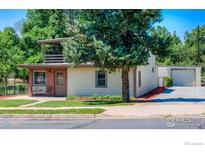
<box><xmin>136</xmin><ymin>87</ymin><xmax>165</xmax><ymax>102</ymax></box>
<box><xmin>0</xmin><ymin>95</ymin><xmax>15</xmax><ymax>99</ymax></box>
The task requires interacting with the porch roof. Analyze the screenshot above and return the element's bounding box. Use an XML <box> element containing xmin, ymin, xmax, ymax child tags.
<box><xmin>17</xmin><ymin>63</ymin><xmax>95</xmax><ymax>68</ymax></box>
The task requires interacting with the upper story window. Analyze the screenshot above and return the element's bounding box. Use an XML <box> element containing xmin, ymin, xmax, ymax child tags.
<box><xmin>33</xmin><ymin>71</ymin><xmax>46</xmax><ymax>86</ymax></box>
<box><xmin>95</xmin><ymin>70</ymin><xmax>107</xmax><ymax>88</ymax></box>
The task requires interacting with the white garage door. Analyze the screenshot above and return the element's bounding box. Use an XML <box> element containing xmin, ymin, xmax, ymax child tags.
<box><xmin>171</xmin><ymin>69</ymin><xmax>196</xmax><ymax>86</ymax></box>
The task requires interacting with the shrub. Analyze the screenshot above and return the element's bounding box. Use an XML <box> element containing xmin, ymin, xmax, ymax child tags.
<box><xmin>90</xmin><ymin>95</ymin><xmax>122</xmax><ymax>100</ymax></box>
<box><xmin>164</xmin><ymin>76</ymin><xmax>173</xmax><ymax>87</ymax></box>
<box><xmin>67</xmin><ymin>95</ymin><xmax>79</xmax><ymax>100</ymax></box>
<box><xmin>67</xmin><ymin>95</ymin><xmax>123</xmax><ymax>101</ymax></box>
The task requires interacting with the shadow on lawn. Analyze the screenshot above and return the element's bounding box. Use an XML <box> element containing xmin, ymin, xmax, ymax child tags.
<box><xmin>152</xmin><ymin>98</ymin><xmax>205</xmax><ymax>103</ymax></box>
<box><xmin>162</xmin><ymin>88</ymin><xmax>175</xmax><ymax>94</ymax></box>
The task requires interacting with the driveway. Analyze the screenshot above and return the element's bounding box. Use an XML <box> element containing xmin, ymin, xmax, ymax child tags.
<box><xmin>152</xmin><ymin>86</ymin><xmax>205</xmax><ymax>103</ymax></box>
<box><xmin>103</xmin><ymin>87</ymin><xmax>205</xmax><ymax>117</ymax></box>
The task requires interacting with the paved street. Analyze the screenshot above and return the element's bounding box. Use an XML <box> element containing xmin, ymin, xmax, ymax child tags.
<box><xmin>1</xmin><ymin>118</ymin><xmax>205</xmax><ymax>129</ymax></box>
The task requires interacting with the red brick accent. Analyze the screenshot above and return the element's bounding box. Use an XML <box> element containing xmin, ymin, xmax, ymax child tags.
<box><xmin>28</xmin><ymin>68</ymin><xmax>33</xmax><ymax>96</ymax></box>
<box><xmin>46</xmin><ymin>68</ymin><xmax>55</xmax><ymax>96</ymax></box>
<box><xmin>28</xmin><ymin>68</ymin><xmax>67</xmax><ymax>96</ymax></box>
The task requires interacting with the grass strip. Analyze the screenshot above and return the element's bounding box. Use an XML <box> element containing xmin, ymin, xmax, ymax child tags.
<box><xmin>0</xmin><ymin>108</ymin><xmax>105</xmax><ymax>114</ymax></box>
<box><xmin>33</xmin><ymin>100</ymin><xmax>135</xmax><ymax>107</ymax></box>
<box><xmin>0</xmin><ymin>99</ymin><xmax>36</xmax><ymax>107</ymax></box>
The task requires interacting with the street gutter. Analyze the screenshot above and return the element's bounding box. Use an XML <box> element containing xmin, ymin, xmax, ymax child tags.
<box><xmin>1</xmin><ymin>113</ymin><xmax>205</xmax><ymax>120</ymax></box>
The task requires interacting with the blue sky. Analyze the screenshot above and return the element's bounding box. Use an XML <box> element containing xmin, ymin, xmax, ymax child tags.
<box><xmin>0</xmin><ymin>9</ymin><xmax>26</xmax><ymax>30</ymax></box>
<box><xmin>159</xmin><ymin>9</ymin><xmax>205</xmax><ymax>40</ymax></box>
<box><xmin>0</xmin><ymin>9</ymin><xmax>205</xmax><ymax>40</ymax></box>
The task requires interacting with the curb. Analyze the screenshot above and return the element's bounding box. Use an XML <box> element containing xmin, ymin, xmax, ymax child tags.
<box><xmin>0</xmin><ymin>114</ymin><xmax>205</xmax><ymax>120</ymax></box>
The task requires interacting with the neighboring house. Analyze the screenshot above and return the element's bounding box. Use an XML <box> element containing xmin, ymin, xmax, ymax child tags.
<box><xmin>18</xmin><ymin>37</ymin><xmax>158</xmax><ymax>97</ymax></box>
<box><xmin>158</xmin><ymin>66</ymin><xmax>201</xmax><ymax>87</ymax></box>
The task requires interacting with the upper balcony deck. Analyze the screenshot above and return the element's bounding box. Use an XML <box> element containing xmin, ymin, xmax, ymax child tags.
<box><xmin>43</xmin><ymin>52</ymin><xmax>65</xmax><ymax>63</ymax></box>
<box><xmin>38</xmin><ymin>37</ymin><xmax>68</xmax><ymax>64</ymax></box>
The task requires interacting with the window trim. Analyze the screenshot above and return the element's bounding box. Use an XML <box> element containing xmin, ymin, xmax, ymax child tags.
<box><xmin>33</xmin><ymin>70</ymin><xmax>46</xmax><ymax>86</ymax></box>
<box><xmin>95</xmin><ymin>70</ymin><xmax>108</xmax><ymax>88</ymax></box>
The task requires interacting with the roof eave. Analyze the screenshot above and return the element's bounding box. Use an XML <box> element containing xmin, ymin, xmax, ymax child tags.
<box><xmin>17</xmin><ymin>63</ymin><xmax>95</xmax><ymax>68</ymax></box>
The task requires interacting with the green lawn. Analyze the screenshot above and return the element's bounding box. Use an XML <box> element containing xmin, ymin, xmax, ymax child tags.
<box><xmin>32</xmin><ymin>100</ymin><xmax>135</xmax><ymax>107</ymax></box>
<box><xmin>0</xmin><ymin>108</ymin><xmax>105</xmax><ymax>114</ymax></box>
<box><xmin>0</xmin><ymin>99</ymin><xmax>36</xmax><ymax>107</ymax></box>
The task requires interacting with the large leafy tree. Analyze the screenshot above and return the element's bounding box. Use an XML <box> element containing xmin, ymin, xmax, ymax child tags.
<box><xmin>184</xmin><ymin>25</ymin><xmax>205</xmax><ymax>78</ymax></box>
<box><xmin>63</xmin><ymin>10</ymin><xmax>162</xmax><ymax>102</ymax></box>
<box><xmin>0</xmin><ymin>10</ymin><xmax>70</xmax><ymax>86</ymax></box>
<box><xmin>21</xmin><ymin>9</ymin><xmax>68</xmax><ymax>64</ymax></box>
<box><xmin>184</xmin><ymin>26</ymin><xmax>205</xmax><ymax>64</ymax></box>
<box><xmin>150</xmin><ymin>26</ymin><xmax>175</xmax><ymax>59</ymax></box>
<box><xmin>151</xmin><ymin>26</ymin><xmax>181</xmax><ymax>64</ymax></box>
<box><xmin>150</xmin><ymin>26</ymin><xmax>194</xmax><ymax>66</ymax></box>
<box><xmin>0</xmin><ymin>27</ymin><xmax>25</xmax><ymax>85</ymax></box>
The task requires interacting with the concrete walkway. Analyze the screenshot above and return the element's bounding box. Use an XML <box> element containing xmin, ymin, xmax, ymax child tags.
<box><xmin>103</xmin><ymin>103</ymin><xmax>205</xmax><ymax>117</ymax></box>
<box><xmin>0</xmin><ymin>102</ymin><xmax>205</xmax><ymax>118</ymax></box>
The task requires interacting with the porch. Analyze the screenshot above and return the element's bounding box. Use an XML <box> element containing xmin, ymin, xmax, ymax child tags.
<box><xmin>21</xmin><ymin>64</ymin><xmax>68</xmax><ymax>97</ymax></box>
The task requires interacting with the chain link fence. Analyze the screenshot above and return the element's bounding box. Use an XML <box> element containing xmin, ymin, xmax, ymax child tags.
<box><xmin>0</xmin><ymin>84</ymin><xmax>28</xmax><ymax>96</ymax></box>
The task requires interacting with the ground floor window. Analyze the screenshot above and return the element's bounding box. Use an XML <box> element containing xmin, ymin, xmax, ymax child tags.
<box><xmin>95</xmin><ymin>70</ymin><xmax>107</xmax><ymax>88</ymax></box>
<box><xmin>33</xmin><ymin>71</ymin><xmax>46</xmax><ymax>85</ymax></box>
<box><xmin>138</xmin><ymin>70</ymin><xmax>141</xmax><ymax>87</ymax></box>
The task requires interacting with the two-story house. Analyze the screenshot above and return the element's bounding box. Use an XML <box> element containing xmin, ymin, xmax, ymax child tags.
<box><xmin>18</xmin><ymin>37</ymin><xmax>158</xmax><ymax>97</ymax></box>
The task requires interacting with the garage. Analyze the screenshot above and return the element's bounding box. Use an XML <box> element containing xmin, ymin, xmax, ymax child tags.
<box><xmin>171</xmin><ymin>69</ymin><xmax>196</xmax><ymax>86</ymax></box>
<box><xmin>158</xmin><ymin>66</ymin><xmax>201</xmax><ymax>87</ymax></box>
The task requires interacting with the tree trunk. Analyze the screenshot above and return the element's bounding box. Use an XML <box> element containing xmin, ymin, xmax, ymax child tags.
<box><xmin>5</xmin><ymin>77</ymin><xmax>7</xmax><ymax>95</ymax></box>
<box><xmin>121</xmin><ymin>67</ymin><xmax>130</xmax><ymax>102</ymax></box>
<box><xmin>14</xmin><ymin>76</ymin><xmax>16</xmax><ymax>95</ymax></box>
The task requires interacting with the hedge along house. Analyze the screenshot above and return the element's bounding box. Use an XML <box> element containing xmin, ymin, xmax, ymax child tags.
<box><xmin>18</xmin><ymin>37</ymin><xmax>158</xmax><ymax>97</ymax></box>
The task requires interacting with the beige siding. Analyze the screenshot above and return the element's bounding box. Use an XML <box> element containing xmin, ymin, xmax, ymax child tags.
<box><xmin>67</xmin><ymin>67</ymin><xmax>134</xmax><ymax>96</ymax></box>
<box><xmin>195</xmin><ymin>68</ymin><xmax>201</xmax><ymax>87</ymax></box>
<box><xmin>158</xmin><ymin>67</ymin><xmax>170</xmax><ymax>77</ymax></box>
<box><xmin>136</xmin><ymin>55</ymin><xmax>158</xmax><ymax>97</ymax></box>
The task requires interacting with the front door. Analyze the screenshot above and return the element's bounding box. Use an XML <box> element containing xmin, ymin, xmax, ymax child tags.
<box><xmin>55</xmin><ymin>71</ymin><xmax>66</xmax><ymax>96</ymax></box>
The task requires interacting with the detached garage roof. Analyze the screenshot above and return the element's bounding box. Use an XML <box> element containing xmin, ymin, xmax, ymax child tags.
<box><xmin>158</xmin><ymin>65</ymin><xmax>201</xmax><ymax>69</ymax></box>
<box><xmin>158</xmin><ymin>65</ymin><xmax>201</xmax><ymax>78</ymax></box>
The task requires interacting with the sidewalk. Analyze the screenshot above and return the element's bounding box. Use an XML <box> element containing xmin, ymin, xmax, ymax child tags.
<box><xmin>2</xmin><ymin>93</ymin><xmax>205</xmax><ymax>119</ymax></box>
<box><xmin>103</xmin><ymin>103</ymin><xmax>205</xmax><ymax>117</ymax></box>
<box><xmin>0</xmin><ymin>103</ymin><xmax>205</xmax><ymax>119</ymax></box>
